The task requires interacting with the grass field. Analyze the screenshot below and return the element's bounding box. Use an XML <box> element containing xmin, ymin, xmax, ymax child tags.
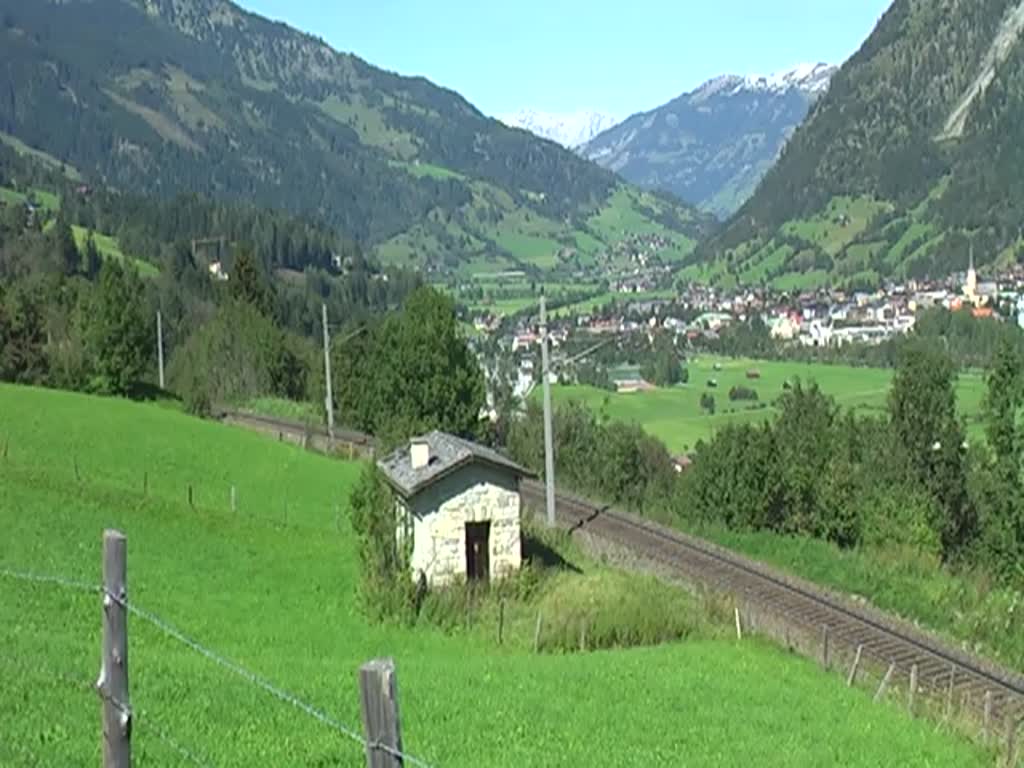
<box><xmin>70</xmin><ymin>226</ymin><xmax>160</xmax><ymax>278</ymax></box>
<box><xmin>0</xmin><ymin>384</ymin><xmax>990</xmax><ymax>766</ymax></box>
<box><xmin>550</xmin><ymin>355</ymin><xmax>986</xmax><ymax>453</ymax></box>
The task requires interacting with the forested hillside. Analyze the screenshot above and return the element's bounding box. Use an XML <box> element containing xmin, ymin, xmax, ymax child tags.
<box><xmin>692</xmin><ymin>0</ymin><xmax>1024</xmax><ymax>290</ymax></box>
<box><xmin>0</xmin><ymin>137</ymin><xmax>421</xmax><ymax>409</ymax></box>
<box><xmin>0</xmin><ymin>0</ymin><xmax>710</xmax><ymax>276</ymax></box>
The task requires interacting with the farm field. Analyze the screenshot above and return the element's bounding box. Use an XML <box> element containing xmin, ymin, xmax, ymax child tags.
<box><xmin>550</xmin><ymin>355</ymin><xmax>986</xmax><ymax>453</ymax></box>
<box><xmin>0</xmin><ymin>384</ymin><xmax>991</xmax><ymax>767</ymax></box>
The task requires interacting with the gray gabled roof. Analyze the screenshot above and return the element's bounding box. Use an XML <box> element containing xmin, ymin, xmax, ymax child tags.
<box><xmin>377</xmin><ymin>431</ymin><xmax>535</xmax><ymax>498</ymax></box>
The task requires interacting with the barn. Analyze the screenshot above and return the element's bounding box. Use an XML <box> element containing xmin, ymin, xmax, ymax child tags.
<box><xmin>377</xmin><ymin>432</ymin><xmax>535</xmax><ymax>587</ymax></box>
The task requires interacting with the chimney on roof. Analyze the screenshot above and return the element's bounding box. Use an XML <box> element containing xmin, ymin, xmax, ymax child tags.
<box><xmin>410</xmin><ymin>439</ymin><xmax>430</xmax><ymax>470</ymax></box>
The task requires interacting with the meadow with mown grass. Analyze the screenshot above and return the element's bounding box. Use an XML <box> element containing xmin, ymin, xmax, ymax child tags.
<box><xmin>548</xmin><ymin>355</ymin><xmax>986</xmax><ymax>453</ymax></box>
<box><xmin>0</xmin><ymin>384</ymin><xmax>993</xmax><ymax>767</ymax></box>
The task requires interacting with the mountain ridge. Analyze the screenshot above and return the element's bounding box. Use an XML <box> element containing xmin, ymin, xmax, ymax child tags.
<box><xmin>0</xmin><ymin>0</ymin><xmax>710</xmax><ymax>278</ymax></box>
<box><xmin>689</xmin><ymin>0</ymin><xmax>1024</xmax><ymax>290</ymax></box>
<box><xmin>581</xmin><ymin>63</ymin><xmax>837</xmax><ymax>218</ymax></box>
<box><xmin>498</xmin><ymin>110</ymin><xmax>620</xmax><ymax>148</ymax></box>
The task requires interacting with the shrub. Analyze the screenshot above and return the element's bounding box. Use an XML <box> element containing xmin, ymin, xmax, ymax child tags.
<box><xmin>535</xmin><ymin>570</ymin><xmax>712</xmax><ymax>652</ymax></box>
<box><xmin>729</xmin><ymin>386</ymin><xmax>759</xmax><ymax>402</ymax></box>
<box><xmin>700</xmin><ymin>393</ymin><xmax>716</xmax><ymax>414</ymax></box>
<box><xmin>349</xmin><ymin>463</ymin><xmax>416</xmax><ymax>623</ymax></box>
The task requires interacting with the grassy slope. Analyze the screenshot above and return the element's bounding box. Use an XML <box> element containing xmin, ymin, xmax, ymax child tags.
<box><xmin>0</xmin><ymin>130</ymin><xmax>82</xmax><ymax>180</ymax></box>
<box><xmin>70</xmin><ymin>225</ymin><xmax>160</xmax><ymax>278</ymax></box>
<box><xmin>0</xmin><ymin>384</ymin><xmax>988</xmax><ymax>767</ymax></box>
<box><xmin>374</xmin><ymin>181</ymin><xmax>699</xmax><ymax>280</ymax></box>
<box><xmin>550</xmin><ymin>355</ymin><xmax>985</xmax><ymax>453</ymax></box>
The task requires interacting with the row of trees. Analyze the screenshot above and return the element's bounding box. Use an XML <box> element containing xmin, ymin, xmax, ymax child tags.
<box><xmin>515</xmin><ymin>332</ymin><xmax>1024</xmax><ymax>586</ymax></box>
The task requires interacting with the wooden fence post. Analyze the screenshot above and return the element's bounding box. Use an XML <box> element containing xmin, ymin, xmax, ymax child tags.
<box><xmin>497</xmin><ymin>599</ymin><xmax>505</xmax><ymax>646</ymax></box>
<box><xmin>821</xmin><ymin>625</ymin><xmax>830</xmax><ymax>670</ymax></box>
<box><xmin>874</xmin><ymin>663</ymin><xmax>895</xmax><ymax>703</ymax></box>
<box><xmin>1006</xmin><ymin>716</ymin><xmax>1019</xmax><ymax>768</ymax></box>
<box><xmin>847</xmin><ymin>644</ymin><xmax>863</xmax><ymax>687</ymax></box>
<box><xmin>359</xmin><ymin>658</ymin><xmax>403</xmax><ymax>768</ymax></box>
<box><xmin>908</xmin><ymin>664</ymin><xmax>918</xmax><ymax>716</ymax></box>
<box><xmin>983</xmin><ymin>691</ymin><xmax>993</xmax><ymax>744</ymax></box>
<box><xmin>945</xmin><ymin>665</ymin><xmax>955</xmax><ymax>722</ymax></box>
<box><xmin>533</xmin><ymin>612</ymin><xmax>543</xmax><ymax>653</ymax></box>
<box><xmin>98</xmin><ymin>530</ymin><xmax>131</xmax><ymax>768</ymax></box>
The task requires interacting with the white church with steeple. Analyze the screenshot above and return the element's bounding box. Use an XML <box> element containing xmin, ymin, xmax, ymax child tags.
<box><xmin>964</xmin><ymin>245</ymin><xmax>978</xmax><ymax>305</ymax></box>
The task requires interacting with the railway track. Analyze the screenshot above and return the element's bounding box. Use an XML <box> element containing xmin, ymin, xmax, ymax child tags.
<box><xmin>222</xmin><ymin>409</ymin><xmax>1024</xmax><ymax>733</ymax></box>
<box><xmin>521</xmin><ymin>480</ymin><xmax>1024</xmax><ymax>731</ymax></box>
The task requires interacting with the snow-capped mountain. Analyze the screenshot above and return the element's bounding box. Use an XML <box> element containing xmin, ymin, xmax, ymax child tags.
<box><xmin>498</xmin><ymin>110</ymin><xmax>620</xmax><ymax>149</ymax></box>
<box><xmin>582</xmin><ymin>63</ymin><xmax>838</xmax><ymax>218</ymax></box>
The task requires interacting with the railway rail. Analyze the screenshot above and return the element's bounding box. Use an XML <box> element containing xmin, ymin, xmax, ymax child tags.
<box><xmin>222</xmin><ymin>409</ymin><xmax>1024</xmax><ymax>737</ymax></box>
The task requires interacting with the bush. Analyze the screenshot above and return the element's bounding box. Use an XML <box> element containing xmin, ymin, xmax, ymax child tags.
<box><xmin>349</xmin><ymin>463</ymin><xmax>416</xmax><ymax>623</ymax></box>
<box><xmin>728</xmin><ymin>386</ymin><xmax>759</xmax><ymax>402</ymax></box>
<box><xmin>534</xmin><ymin>570</ymin><xmax>711</xmax><ymax>652</ymax></box>
<box><xmin>700</xmin><ymin>393</ymin><xmax>716</xmax><ymax>414</ymax></box>
<box><xmin>168</xmin><ymin>300</ymin><xmax>312</xmax><ymax>411</ymax></box>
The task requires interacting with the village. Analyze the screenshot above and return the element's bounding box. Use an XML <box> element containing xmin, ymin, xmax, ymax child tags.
<box><xmin>468</xmin><ymin>255</ymin><xmax>1024</xmax><ymax>404</ymax></box>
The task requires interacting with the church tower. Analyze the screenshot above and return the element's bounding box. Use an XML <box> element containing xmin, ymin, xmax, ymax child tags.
<box><xmin>965</xmin><ymin>243</ymin><xmax>978</xmax><ymax>303</ymax></box>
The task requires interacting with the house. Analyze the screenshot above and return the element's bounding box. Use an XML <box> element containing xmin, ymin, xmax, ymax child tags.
<box><xmin>377</xmin><ymin>432</ymin><xmax>535</xmax><ymax>587</ymax></box>
<box><xmin>208</xmin><ymin>261</ymin><xmax>229</xmax><ymax>281</ymax></box>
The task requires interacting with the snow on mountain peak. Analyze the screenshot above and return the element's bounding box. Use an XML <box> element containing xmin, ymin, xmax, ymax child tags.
<box><xmin>740</xmin><ymin>62</ymin><xmax>836</xmax><ymax>94</ymax></box>
<box><xmin>692</xmin><ymin>63</ymin><xmax>836</xmax><ymax>102</ymax></box>
<box><xmin>498</xmin><ymin>110</ymin><xmax>620</xmax><ymax>148</ymax></box>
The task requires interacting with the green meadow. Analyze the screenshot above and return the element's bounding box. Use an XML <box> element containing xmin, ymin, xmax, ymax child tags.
<box><xmin>0</xmin><ymin>384</ymin><xmax>990</xmax><ymax>767</ymax></box>
<box><xmin>71</xmin><ymin>225</ymin><xmax>160</xmax><ymax>278</ymax></box>
<box><xmin>550</xmin><ymin>355</ymin><xmax>986</xmax><ymax>453</ymax></box>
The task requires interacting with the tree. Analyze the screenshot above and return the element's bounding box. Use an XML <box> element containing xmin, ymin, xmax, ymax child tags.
<box><xmin>977</xmin><ymin>338</ymin><xmax>1024</xmax><ymax>578</ymax></box>
<box><xmin>51</xmin><ymin>215</ymin><xmax>80</xmax><ymax>275</ymax></box>
<box><xmin>983</xmin><ymin>338</ymin><xmax>1024</xmax><ymax>474</ymax></box>
<box><xmin>0</xmin><ymin>284</ymin><xmax>48</xmax><ymax>383</ymax></box>
<box><xmin>888</xmin><ymin>339</ymin><xmax>974</xmax><ymax>557</ymax></box>
<box><xmin>334</xmin><ymin>286</ymin><xmax>485</xmax><ymax>445</ymax></box>
<box><xmin>82</xmin><ymin>231</ymin><xmax>102</xmax><ymax>279</ymax></box>
<box><xmin>700</xmin><ymin>393</ymin><xmax>716</xmax><ymax>414</ymax></box>
<box><xmin>230</xmin><ymin>247</ymin><xmax>274</xmax><ymax>317</ymax></box>
<box><xmin>85</xmin><ymin>260</ymin><xmax>150</xmax><ymax>395</ymax></box>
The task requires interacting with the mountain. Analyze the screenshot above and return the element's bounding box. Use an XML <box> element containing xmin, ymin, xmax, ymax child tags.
<box><xmin>0</xmin><ymin>0</ymin><xmax>710</xmax><ymax>279</ymax></box>
<box><xmin>498</xmin><ymin>110</ymin><xmax>620</xmax><ymax>149</ymax></box>
<box><xmin>582</xmin><ymin>64</ymin><xmax>837</xmax><ymax>218</ymax></box>
<box><xmin>690</xmin><ymin>0</ymin><xmax>1024</xmax><ymax>291</ymax></box>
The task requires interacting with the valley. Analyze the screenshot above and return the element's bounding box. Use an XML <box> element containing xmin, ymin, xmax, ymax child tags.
<box><xmin>4</xmin><ymin>0</ymin><xmax>1024</xmax><ymax>765</ymax></box>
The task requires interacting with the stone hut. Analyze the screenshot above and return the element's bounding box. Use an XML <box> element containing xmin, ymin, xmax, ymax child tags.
<box><xmin>377</xmin><ymin>432</ymin><xmax>535</xmax><ymax>587</ymax></box>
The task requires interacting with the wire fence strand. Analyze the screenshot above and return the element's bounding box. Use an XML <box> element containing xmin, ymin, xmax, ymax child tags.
<box><xmin>0</xmin><ymin>653</ymin><xmax>214</xmax><ymax>768</ymax></box>
<box><xmin>0</xmin><ymin>567</ymin><xmax>99</xmax><ymax>595</ymax></box>
<box><xmin>112</xmin><ymin>591</ymin><xmax>434</xmax><ymax>767</ymax></box>
<box><xmin>1</xmin><ymin>566</ymin><xmax>435</xmax><ymax>768</ymax></box>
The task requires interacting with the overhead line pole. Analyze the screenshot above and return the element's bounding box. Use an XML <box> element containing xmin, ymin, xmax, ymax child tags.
<box><xmin>322</xmin><ymin>303</ymin><xmax>335</xmax><ymax>440</ymax></box>
<box><xmin>156</xmin><ymin>311</ymin><xmax>165</xmax><ymax>390</ymax></box>
<box><xmin>540</xmin><ymin>294</ymin><xmax>556</xmax><ymax>528</ymax></box>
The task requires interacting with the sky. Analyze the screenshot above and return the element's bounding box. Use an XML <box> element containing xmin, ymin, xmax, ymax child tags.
<box><xmin>241</xmin><ymin>0</ymin><xmax>894</xmax><ymax>118</ymax></box>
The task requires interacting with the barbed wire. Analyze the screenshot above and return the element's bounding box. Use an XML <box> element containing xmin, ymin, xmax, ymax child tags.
<box><xmin>1</xmin><ymin>566</ymin><xmax>435</xmax><ymax>767</ymax></box>
<box><xmin>109</xmin><ymin>590</ymin><xmax>434</xmax><ymax>767</ymax></box>
<box><xmin>0</xmin><ymin>652</ymin><xmax>214</xmax><ymax>768</ymax></box>
<box><xmin>0</xmin><ymin>567</ymin><xmax>99</xmax><ymax>595</ymax></box>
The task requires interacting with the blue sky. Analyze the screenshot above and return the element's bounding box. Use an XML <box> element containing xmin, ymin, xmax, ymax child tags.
<box><xmin>241</xmin><ymin>0</ymin><xmax>893</xmax><ymax>117</ymax></box>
